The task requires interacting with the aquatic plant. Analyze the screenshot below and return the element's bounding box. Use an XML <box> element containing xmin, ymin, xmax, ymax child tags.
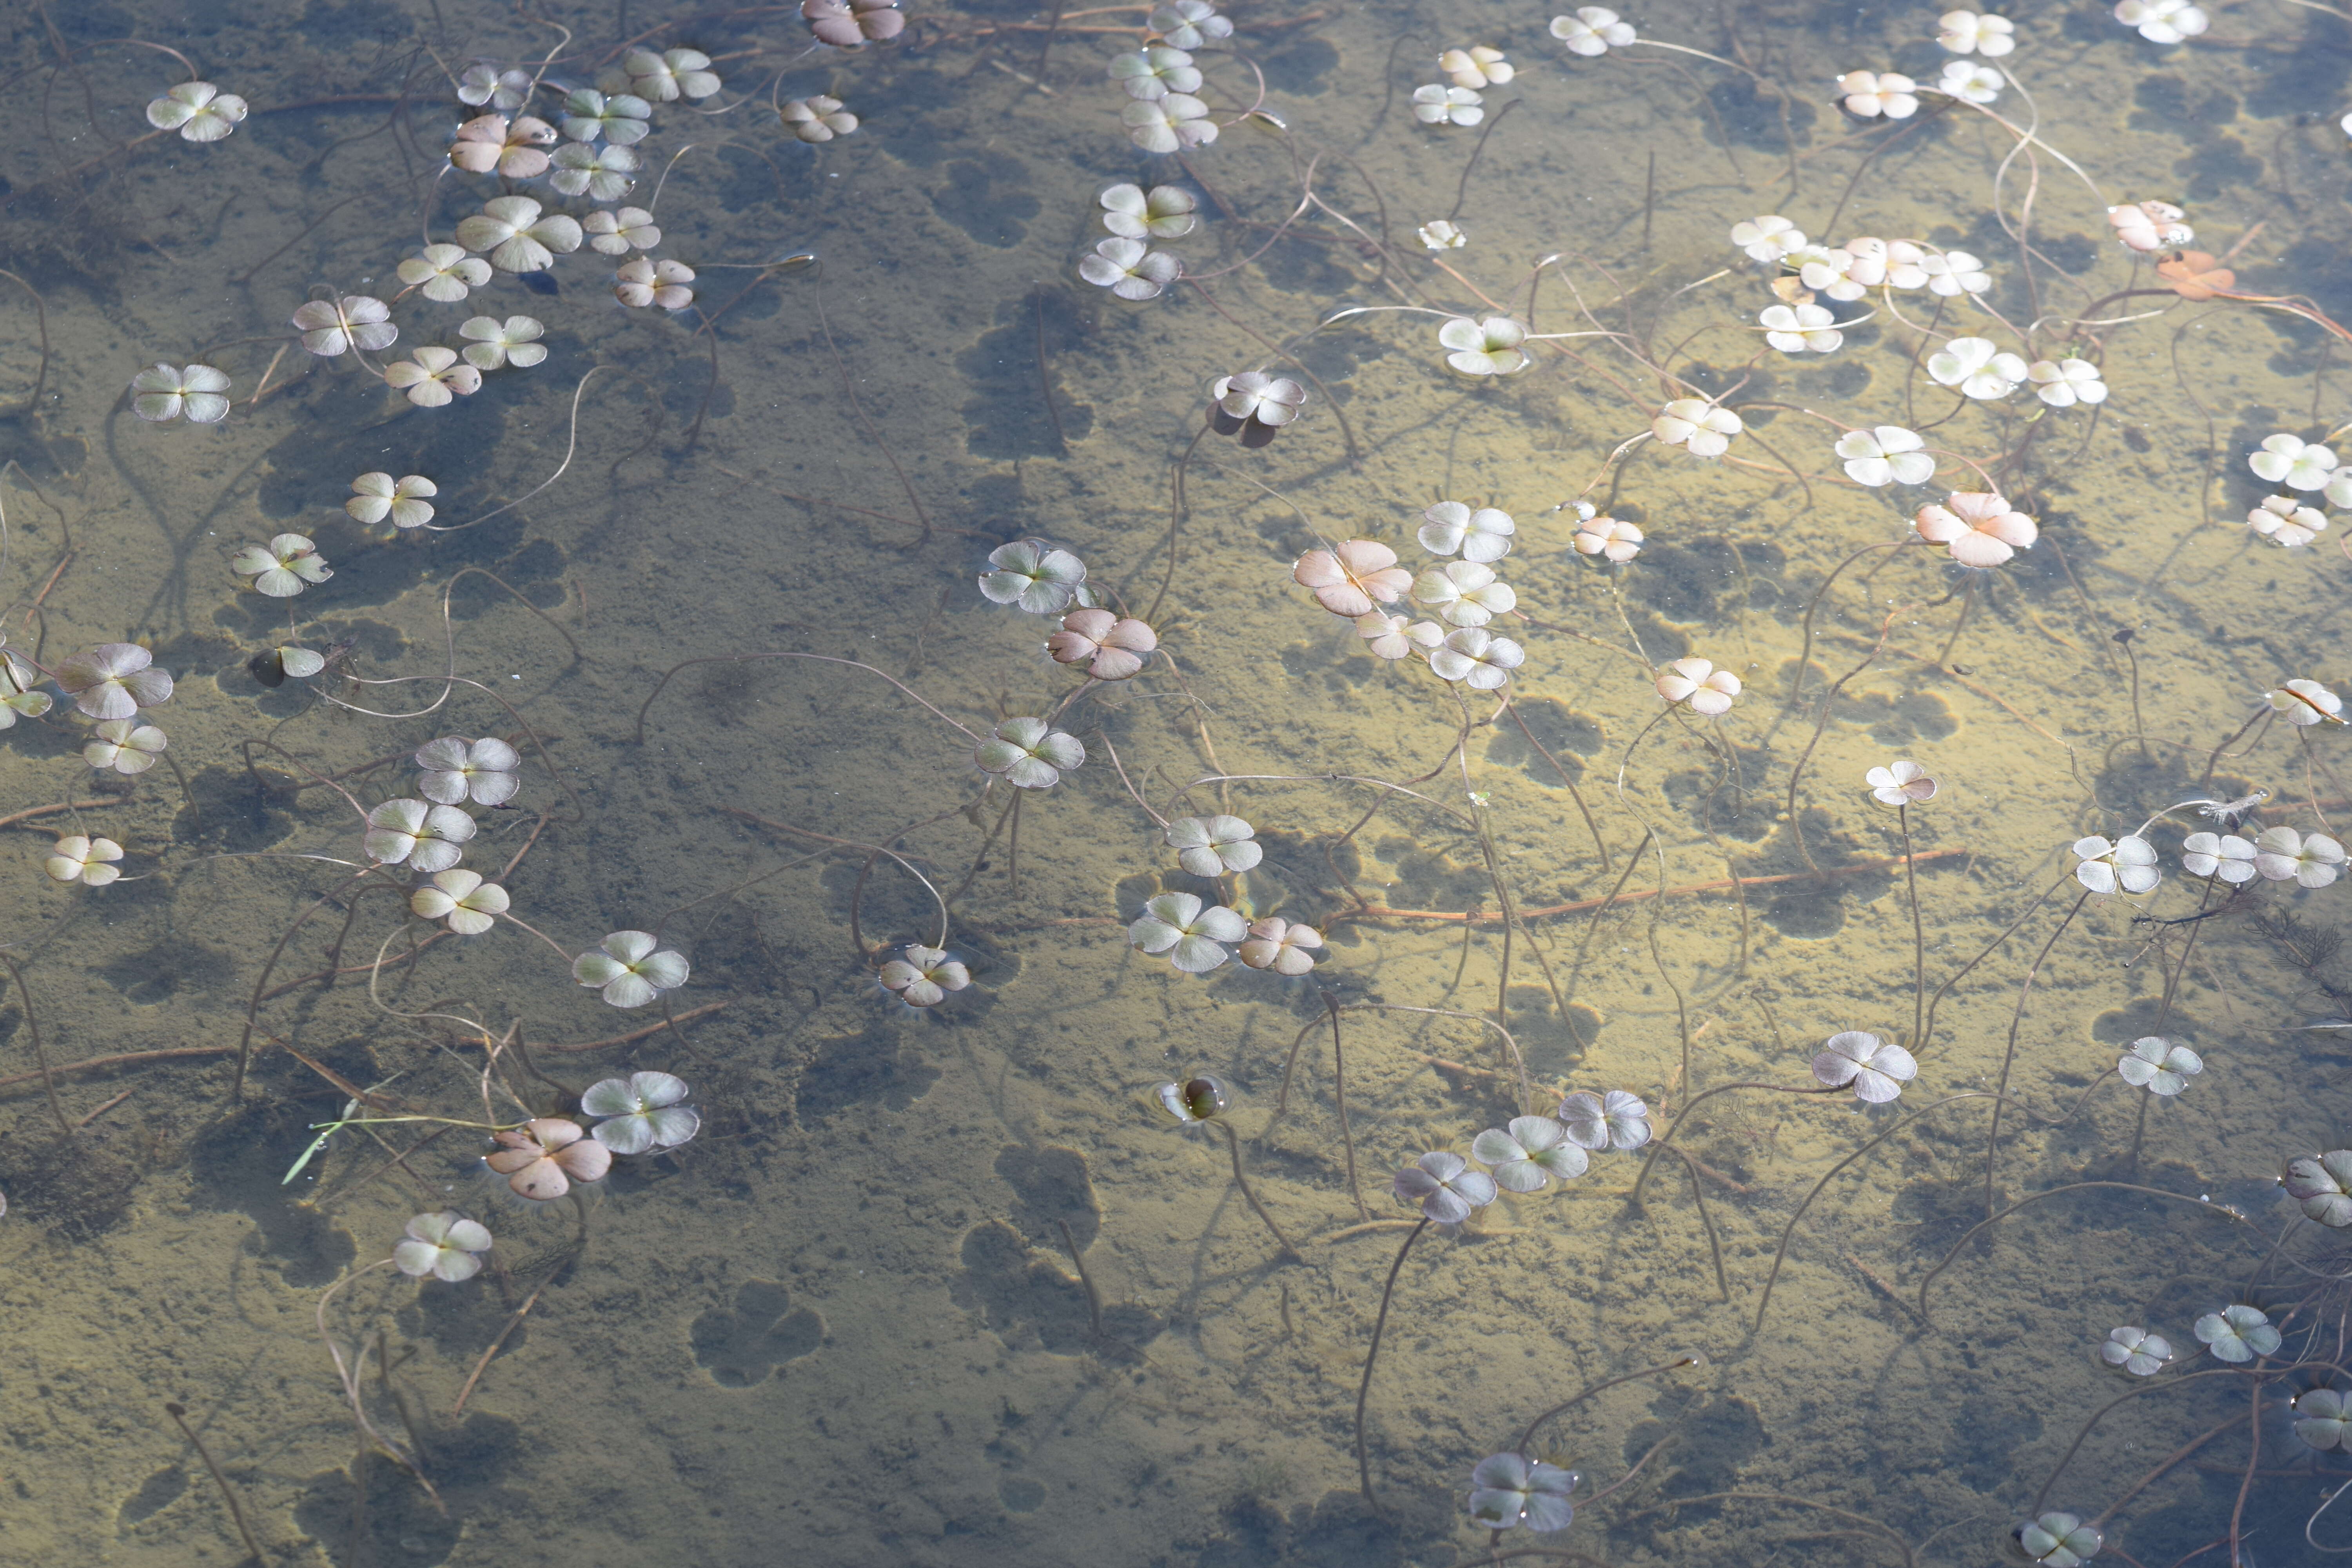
<box><xmin>365</xmin><ymin>799</ymin><xmax>476</xmax><ymax>875</ymax></box>
<box><xmin>1123</xmin><ymin>95</ymin><xmax>1216</xmax><ymax>153</ymax></box>
<box><xmin>84</xmin><ymin>720</ymin><xmax>167</xmax><ymax>776</ymax></box>
<box><xmin>2283</xmin><ymin>1151</ymin><xmax>2352</xmax><ymax>1226</ymax></box>
<box><xmin>1573</xmin><ymin>513</ymin><xmax>1644</xmax><ymax>562</ymax></box>
<box><xmin>456</xmin><ymin>196</ymin><xmax>583</xmax><ymax>274</ymax></box>
<box><xmin>1429</xmin><ymin>628</ymin><xmax>1525</xmax><ymax>691</ymax></box>
<box><xmin>231</xmin><ymin>534</ymin><xmax>332</xmax><ymax>597</ymax></box>
<box><xmin>45</xmin><ymin>835</ymin><xmax>124</xmax><ymax>887</ymax></box>
<box><xmin>1470</xmin><ymin>1116</ymin><xmax>1588</xmax><ymax>1191</ymax></box>
<box><xmin>1730</xmin><ymin>215</ymin><xmax>1806</xmax><ymax>263</ymax></box>
<box><xmin>583</xmin><ymin>207</ymin><xmax>662</xmax><ymax>255</ymax></box>
<box><xmin>292</xmin><ymin>295</ymin><xmax>396</xmax><ymax>358</ymax></box>
<box><xmin>1294</xmin><ymin>541</ymin><xmax>1410</xmax><ymax>618</ymax></box>
<box><xmin>1549</xmin><ymin>7</ymin><xmax>1635</xmax><ymax>55</ymax></box>
<box><xmin>1655</xmin><ymin>657</ymin><xmax>1740</xmax><ymax>716</ymax></box>
<box><xmin>615</xmin><ymin>258</ymin><xmax>697</xmax><ymax>309</ymax></box>
<box><xmin>1439</xmin><ymin>316</ymin><xmax>1528</xmax><ymax>376</ymax></box>
<box><xmin>2100</xmin><ymin>1327</ymin><xmax>2172</xmax><ymax>1376</ymax></box>
<box><xmin>1418</xmin><ymin>501</ymin><xmax>1516</xmax><ymax>563</ymax></box>
<box><xmin>2109</xmin><ymin>200</ymin><xmax>2192</xmax><ymax>252</ymax></box>
<box><xmin>1393</xmin><ymin>1151</ymin><xmax>1497</xmax><ymax>1223</ymax></box>
<box><xmin>1926</xmin><ymin>337</ymin><xmax>2027</xmax><ymax>399</ymax></box>
<box><xmin>1080</xmin><ymin>238</ymin><xmax>1182</xmax><ymax>301</ymax></box>
<box><xmin>2115</xmin><ymin>0</ymin><xmax>2208</xmax><ymax>45</ymax></box>
<box><xmin>1466</xmin><ymin>1452</ymin><xmax>1577</xmax><ymax>1531</ymax></box>
<box><xmin>1355</xmin><ymin>612</ymin><xmax>1441</xmax><ymax>660</ymax></box>
<box><xmin>1149</xmin><ymin>0</ymin><xmax>1231</xmax><ymax>49</ymax></box>
<box><xmin>397</xmin><ymin>245</ymin><xmax>492</xmax><ymax>303</ymax></box>
<box><xmin>1912</xmin><ymin>492</ymin><xmax>2038</xmax><ymax>566</ymax></box>
<box><xmin>1559</xmin><ymin>1089</ymin><xmax>1651</xmax><ymax>1151</ymax></box>
<box><xmin>1046</xmin><ymin>609</ymin><xmax>1157</xmax><ymax>680</ymax></box>
<box><xmin>1759</xmin><ymin>302</ymin><xmax>1841</xmax><ymax>353</ymax></box>
<box><xmin>458</xmin><ymin>316</ymin><xmax>547</xmax><ymax>372</ymax></box>
<box><xmin>975</xmin><ymin>718</ymin><xmax>1084</xmax><ymax>789</ymax></box>
<box><xmin>1236</xmin><ymin>916</ymin><xmax>1320</xmax><ymax>975</ymax></box>
<box><xmin>147</xmin><ymin>82</ymin><xmax>248</xmax><ymax>142</ymax></box>
<box><xmin>2014</xmin><ymin>1512</ymin><xmax>2102</xmax><ymax>1566</ymax></box>
<box><xmin>449</xmin><ymin>113</ymin><xmax>557</xmax><ymax>178</ymax></box>
<box><xmin>1108</xmin><ymin>50</ymin><xmax>1201</xmax><ymax>102</ymax></box>
<box><xmin>2194</xmin><ymin>1304</ymin><xmax>2280</xmax><ymax>1362</ymax></box>
<box><xmin>2252</xmin><ymin>826</ymin><xmax>2346</xmax><ymax>887</ymax></box>
<box><xmin>1651</xmin><ymin>397</ymin><xmax>1740</xmax><ymax>457</ymax></box>
<box><xmin>392</xmin><ymin>1213</ymin><xmax>493</xmax><ymax>1282</ymax></box>
<box><xmin>878</xmin><ymin>945</ymin><xmax>971</xmax><ymax>1007</ymax></box>
<box><xmin>573</xmin><ymin>931</ymin><xmax>691</xmax><ymax>1008</ymax></box>
<box><xmin>1440</xmin><ymin>46</ymin><xmax>1512</xmax><ymax>89</ymax></box>
<box><xmin>250</xmin><ymin>645</ymin><xmax>326</xmax><ymax>685</ymax></box>
<box><xmin>2248</xmin><ymin>496</ymin><xmax>2327</xmax><ymax>548</ymax></box>
<box><xmin>346</xmin><ymin>472</ymin><xmax>437</xmax><ymax>530</ymax></box>
<box><xmin>980</xmin><ymin>540</ymin><xmax>1088</xmax><ymax>613</ymax></box>
<box><xmin>782</xmin><ymin>96</ymin><xmax>860</xmax><ymax>142</ymax></box>
<box><xmin>384</xmin><ymin>348</ymin><xmax>484</xmax><ymax>408</ymax></box>
<box><xmin>2296</xmin><ymin>1390</ymin><xmax>2352</xmax><ymax>1452</ymax></box>
<box><xmin>2250</xmin><ymin>433</ymin><xmax>2336</xmax><ymax>490</ymax></box>
<box><xmin>1211</xmin><ymin>371</ymin><xmax>1305</xmax><ymax>428</ymax></box>
<box><xmin>2117</xmin><ymin>1036</ymin><xmax>2202</xmax><ymax>1096</ymax></box>
<box><xmin>1938</xmin><ymin>10</ymin><xmax>2015</xmax><ymax>54</ymax></box>
<box><xmin>457</xmin><ymin>66</ymin><xmax>532</xmax><ymax>110</ymax></box>
<box><xmin>2269</xmin><ymin>678</ymin><xmax>2345</xmax><ymax>724</ymax></box>
<box><xmin>583</xmin><ymin>1071</ymin><xmax>701</xmax><ymax>1153</ymax></box>
<box><xmin>485</xmin><ymin>1117</ymin><xmax>612</xmax><ymax>1201</ymax></box>
<box><xmin>131</xmin><ymin>363</ymin><xmax>231</xmax><ymax>424</ymax></box>
<box><xmin>408</xmin><ymin>870</ymin><xmax>509</xmax><ymax>935</ymax></box>
<box><xmin>1100</xmin><ymin>183</ymin><xmax>1198</xmax><ymax>239</ymax></box>
<box><xmin>2071</xmin><ymin>834</ymin><xmax>2160</xmax><ymax>895</ymax></box>
<box><xmin>1412</xmin><ymin>85</ymin><xmax>1485</xmax><ymax>127</ymax></box>
<box><xmin>1934</xmin><ymin>62</ymin><xmax>2002</xmax><ymax>107</ymax></box>
<box><xmin>550</xmin><ymin>142</ymin><xmax>641</xmax><ymax>199</ymax></box>
<box><xmin>2027</xmin><ymin>358</ymin><xmax>2107</xmax><ymax>408</ymax></box>
<box><xmin>56</xmin><ymin>644</ymin><xmax>172</xmax><ymax>720</ymax></box>
<box><xmin>1129</xmin><ymin>892</ymin><xmax>1247</xmax><ymax>972</ymax></box>
<box><xmin>0</xmin><ymin>649</ymin><xmax>51</xmax><ymax>724</ymax></box>
<box><xmin>804</xmin><ymin>0</ymin><xmax>906</xmax><ymax>46</ymax></box>
<box><xmin>1412</xmin><ymin>561</ymin><xmax>1514</xmax><ymax>628</ymax></box>
<box><xmin>2180</xmin><ymin>831</ymin><xmax>2258</xmax><ymax>883</ymax></box>
<box><xmin>1811</xmin><ymin>1030</ymin><xmax>1917</xmax><ymax>1103</ymax></box>
<box><xmin>1835</xmin><ymin>71</ymin><xmax>1917</xmax><ymax>119</ymax></box>
<box><xmin>561</xmin><ymin>88</ymin><xmax>653</xmax><ymax>145</ymax></box>
<box><xmin>1867</xmin><ymin>759</ymin><xmax>1938</xmax><ymax>805</ymax></box>
<box><xmin>1165</xmin><ymin>815</ymin><xmax>1260</xmax><ymax>876</ymax></box>
<box><xmin>1417</xmin><ymin>219</ymin><xmax>1466</xmax><ymax>250</ymax></box>
<box><xmin>618</xmin><ymin>46</ymin><xmax>722</xmax><ymax>100</ymax></box>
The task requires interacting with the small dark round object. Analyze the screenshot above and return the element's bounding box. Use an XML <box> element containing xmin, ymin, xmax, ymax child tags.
<box><xmin>247</xmin><ymin>648</ymin><xmax>287</xmax><ymax>688</ymax></box>
<box><xmin>1178</xmin><ymin>1076</ymin><xmax>1227</xmax><ymax>1121</ymax></box>
<box><xmin>519</xmin><ymin>269</ymin><xmax>560</xmax><ymax>296</ymax></box>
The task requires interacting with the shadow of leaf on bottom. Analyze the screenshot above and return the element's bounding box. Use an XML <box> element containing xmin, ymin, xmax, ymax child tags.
<box><xmin>952</xmin><ymin>1219</ymin><xmax>1162</xmax><ymax>1359</ymax></box>
<box><xmin>690</xmin><ymin>1279</ymin><xmax>825</xmax><ymax>1387</ymax></box>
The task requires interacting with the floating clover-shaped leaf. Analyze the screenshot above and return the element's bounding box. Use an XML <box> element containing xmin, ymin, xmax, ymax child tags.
<box><xmin>583</xmin><ymin>1070</ymin><xmax>701</xmax><ymax>1154</ymax></box>
<box><xmin>384</xmin><ymin>347</ymin><xmax>484</xmax><ymax>408</ymax></box>
<box><xmin>2250</xmin><ymin>432</ymin><xmax>2336</xmax><ymax>490</ymax></box>
<box><xmin>1836</xmin><ymin>70</ymin><xmax>1918</xmax><ymax>119</ymax></box>
<box><xmin>1470</xmin><ymin>1116</ymin><xmax>1588</xmax><ymax>1192</ymax></box>
<box><xmin>392</xmin><ymin>1212</ymin><xmax>493</xmax><ymax>1282</ymax></box>
<box><xmin>1080</xmin><ymin>237</ymin><xmax>1182</xmax><ymax>301</ymax></box>
<box><xmin>1123</xmin><ymin>94</ymin><xmax>1216</xmax><ymax>154</ymax></box>
<box><xmin>1926</xmin><ymin>336</ymin><xmax>2026</xmax><ymax>399</ymax></box>
<box><xmin>2016</xmin><ymin>1511</ymin><xmax>2102</xmax><ymax>1567</ymax></box>
<box><xmin>459</xmin><ymin>314</ymin><xmax>547</xmax><ymax>371</ymax></box>
<box><xmin>2283</xmin><ymin>1151</ymin><xmax>2352</xmax><ymax>1227</ymax></box>
<box><xmin>56</xmin><ymin>644</ymin><xmax>171</xmax><ymax>721</ymax></box>
<box><xmin>1418</xmin><ymin>501</ymin><xmax>1515</xmax><ymax>564</ymax></box>
<box><xmin>1428</xmin><ymin>628</ymin><xmax>1525</xmax><ymax>691</ymax></box>
<box><xmin>980</xmin><ymin>539</ymin><xmax>1088</xmax><ymax>613</ymax></box>
<box><xmin>0</xmin><ymin>648</ymin><xmax>46</xmax><ymax>727</ymax></box>
<box><xmin>1812</xmin><ymin>1030</ymin><xmax>1917</xmax><ymax>1103</ymax></box>
<box><xmin>1652</xmin><ymin>397</ymin><xmax>1741</xmax><ymax>456</ymax></box>
<box><xmin>147</xmin><ymin>82</ymin><xmax>249</xmax><ymax>142</ymax></box>
<box><xmin>803</xmin><ymin>0</ymin><xmax>906</xmax><ymax>46</ymax></box>
<box><xmin>45</xmin><ymin>835</ymin><xmax>124</xmax><ymax>887</ymax></box>
<box><xmin>456</xmin><ymin>196</ymin><xmax>583</xmax><ymax>274</ymax></box>
<box><xmin>1573</xmin><ymin>514</ymin><xmax>1643</xmax><ymax>562</ymax></box>
<box><xmin>1150</xmin><ymin>0</ymin><xmax>1231</xmax><ymax>48</ymax></box>
<box><xmin>1836</xmin><ymin>426</ymin><xmax>1934</xmax><ymax>486</ymax></box>
<box><xmin>1413</xmin><ymin>561</ymin><xmax>1515</xmax><ymax>628</ymax></box>
<box><xmin>561</xmin><ymin>87</ymin><xmax>653</xmax><ymax>145</ymax></box>
<box><xmin>1559</xmin><ymin>1089</ymin><xmax>1650</xmax><ymax>1151</ymax></box>
<box><xmin>1108</xmin><ymin>49</ymin><xmax>1201</xmax><ymax>102</ymax></box>
<box><xmin>1440</xmin><ymin>45</ymin><xmax>1513</xmax><ymax>89</ymax></box>
<box><xmin>397</xmin><ymin>244</ymin><xmax>492</xmax><ymax>303</ymax></box>
<box><xmin>550</xmin><ymin>141</ymin><xmax>641</xmax><ymax>199</ymax></box>
<box><xmin>1439</xmin><ymin>316</ymin><xmax>1528</xmax><ymax>376</ymax></box>
<box><xmin>486</xmin><ymin>1117</ymin><xmax>611</xmax><ymax>1200</ymax></box>
<box><xmin>2181</xmin><ymin>830</ymin><xmax>2258</xmax><ymax>884</ymax></box>
<box><xmin>2100</xmin><ymin>1327</ymin><xmax>2172</xmax><ymax>1377</ymax></box>
<box><xmin>573</xmin><ymin>931</ymin><xmax>690</xmax><ymax>1008</ymax></box>
<box><xmin>782</xmin><ymin>95</ymin><xmax>859</xmax><ymax>142</ymax></box>
<box><xmin>1101</xmin><ymin>183</ymin><xmax>1198</xmax><ymax>240</ymax></box>
<box><xmin>1237</xmin><ymin>916</ymin><xmax>1321</xmax><ymax>975</ymax></box>
<box><xmin>619</xmin><ymin>46</ymin><xmax>722</xmax><ymax>101</ymax></box>
<box><xmin>347</xmin><ymin>472</ymin><xmax>437</xmax><ymax>530</ymax></box>
<box><xmin>1467</xmin><ymin>1452</ymin><xmax>1577</xmax><ymax>1532</ymax></box>
<box><xmin>2071</xmin><ymin>834</ymin><xmax>2160</xmax><ymax>895</ymax></box>
<box><xmin>1867</xmin><ymin>759</ymin><xmax>1937</xmax><ymax>806</ymax></box>
<box><xmin>2249</xmin><ymin>495</ymin><xmax>2328</xmax><ymax>548</ymax></box>
<box><xmin>878</xmin><ymin>945</ymin><xmax>971</xmax><ymax>1007</ymax></box>
<box><xmin>615</xmin><ymin>257</ymin><xmax>696</xmax><ymax>309</ymax></box>
<box><xmin>1166</xmin><ymin>815</ymin><xmax>1261</xmax><ymax>877</ymax></box>
<box><xmin>1212</xmin><ymin>371</ymin><xmax>1303</xmax><ymax>428</ymax></box>
<box><xmin>409</xmin><ymin>869</ymin><xmax>509</xmax><ymax>935</ymax></box>
<box><xmin>2118</xmin><ymin>1036</ymin><xmax>2201</xmax><ymax>1096</ymax></box>
<box><xmin>583</xmin><ymin>207</ymin><xmax>662</xmax><ymax>255</ymax></box>
<box><xmin>2253</xmin><ymin>826</ymin><xmax>2347</xmax><ymax>888</ymax></box>
<box><xmin>232</xmin><ymin>533</ymin><xmax>332</xmax><ymax>597</ymax></box>
<box><xmin>448</xmin><ymin>113</ymin><xmax>557</xmax><ymax>177</ymax></box>
<box><xmin>291</xmin><ymin>295</ymin><xmax>397</xmax><ymax>358</ymax></box>
<box><xmin>1045</xmin><ymin>609</ymin><xmax>1157</xmax><ymax>681</ymax></box>
<box><xmin>1759</xmin><ymin>302</ymin><xmax>1841</xmax><ymax>353</ymax></box>
<box><xmin>1294</xmin><ymin>541</ymin><xmax>1411</xmax><ymax>618</ymax></box>
<box><xmin>1655</xmin><ymin>656</ymin><xmax>1740</xmax><ymax>716</ymax></box>
<box><xmin>2028</xmin><ymin>358</ymin><xmax>2107</xmax><ymax>408</ymax></box>
<box><xmin>365</xmin><ymin>799</ymin><xmax>476</xmax><ymax>875</ymax></box>
<box><xmin>2194</xmin><ymin>1303</ymin><xmax>2280</xmax><ymax>1363</ymax></box>
<box><xmin>2116</xmin><ymin>0</ymin><xmax>2208</xmax><ymax>45</ymax></box>
<box><xmin>1940</xmin><ymin>10</ymin><xmax>2016</xmax><ymax>54</ymax></box>
<box><xmin>85</xmin><ymin>719</ymin><xmax>166</xmax><ymax>776</ymax></box>
<box><xmin>1550</xmin><ymin>7</ymin><xmax>1637</xmax><ymax>54</ymax></box>
<box><xmin>1730</xmin><ymin>214</ymin><xmax>1806</xmax><ymax>262</ymax></box>
<box><xmin>975</xmin><ymin>717</ymin><xmax>1084</xmax><ymax>790</ymax></box>
<box><xmin>2269</xmin><ymin>679</ymin><xmax>2345</xmax><ymax>725</ymax></box>
<box><xmin>1395</xmin><ymin>1151</ymin><xmax>1498</xmax><ymax>1223</ymax></box>
<box><xmin>457</xmin><ymin>65</ymin><xmax>532</xmax><ymax>111</ymax></box>
<box><xmin>131</xmin><ymin>363</ymin><xmax>230</xmax><ymax>424</ymax></box>
<box><xmin>1129</xmin><ymin>892</ymin><xmax>1247</xmax><ymax>973</ymax></box>
<box><xmin>416</xmin><ymin>736</ymin><xmax>521</xmax><ymax>807</ymax></box>
<box><xmin>1412</xmin><ymin>83</ymin><xmax>1485</xmax><ymax>126</ymax></box>
<box><xmin>2298</xmin><ymin>1390</ymin><xmax>2352</xmax><ymax>1452</ymax></box>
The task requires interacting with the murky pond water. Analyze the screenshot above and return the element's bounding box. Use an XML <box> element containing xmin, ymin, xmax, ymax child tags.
<box><xmin>5</xmin><ymin>1</ymin><xmax>2352</xmax><ymax>1564</ymax></box>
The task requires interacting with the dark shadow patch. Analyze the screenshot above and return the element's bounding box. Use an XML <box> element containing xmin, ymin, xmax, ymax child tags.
<box><xmin>1369</xmin><ymin>834</ymin><xmax>1488</xmax><ymax>913</ymax></box>
<box><xmin>1285</xmin><ymin>1489</ymin><xmax>1409</xmax><ymax>1568</ymax></box>
<box><xmin>1484</xmin><ymin>696</ymin><xmax>1601</xmax><ymax>785</ymax></box>
<box><xmin>1622</xmin><ymin>1389</ymin><xmax>1770</xmax><ymax>1518</ymax></box>
<box><xmin>292</xmin><ymin>1412</ymin><xmax>525</xmax><ymax>1566</ymax></box>
<box><xmin>115</xmin><ymin>1466</ymin><xmax>186</xmax><ymax>1530</ymax></box>
<box><xmin>96</xmin><ymin>941</ymin><xmax>233</xmax><ymax>1004</ymax></box>
<box><xmin>1702</xmin><ymin>76</ymin><xmax>1815</xmax><ymax>152</ymax></box>
<box><xmin>1258</xmin><ymin>36</ymin><xmax>1337</xmax><ymax>94</ymax></box>
<box><xmin>1626</xmin><ymin>537</ymin><xmax>1786</xmax><ymax>626</ymax></box>
<box><xmin>933</xmin><ymin>154</ymin><xmax>1042</xmax><ymax>248</ymax></box>
<box><xmin>1000</xmin><ymin>1475</ymin><xmax>1047</xmax><ymax>1512</ymax></box>
<box><xmin>996</xmin><ymin>1144</ymin><xmax>1099</xmax><ymax>1249</ymax></box>
<box><xmin>187</xmin><ymin>1100</ymin><xmax>359</xmax><ymax>1284</ymax></box>
<box><xmin>0</xmin><ymin>1127</ymin><xmax>145</xmax><ymax>1241</ymax></box>
<box><xmin>1943</xmin><ymin>1393</ymin><xmax>2040</xmax><ymax>1492</ymax></box>
<box><xmin>689</xmin><ymin>1278</ymin><xmax>824</xmax><ymax>1387</ymax></box>
<box><xmin>1504</xmin><ymin>984</ymin><xmax>1599</xmax><ymax>1079</ymax></box>
<box><xmin>958</xmin><ymin>290</ymin><xmax>1097</xmax><ymax>459</ymax></box>
<box><xmin>954</xmin><ymin>1219</ymin><xmax>1162</xmax><ymax>1354</ymax></box>
<box><xmin>1833</xmin><ymin>687</ymin><xmax>1956</xmax><ymax>746</ymax></box>
<box><xmin>172</xmin><ymin>762</ymin><xmax>299</xmax><ymax>852</ymax></box>
<box><xmin>797</xmin><ymin>1024</ymin><xmax>941</xmax><ymax>1118</ymax></box>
